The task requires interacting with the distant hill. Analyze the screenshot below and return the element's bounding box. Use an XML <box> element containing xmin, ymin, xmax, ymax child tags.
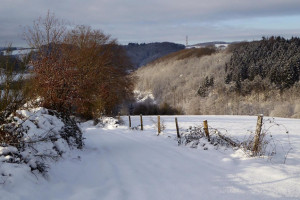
<box><xmin>0</xmin><ymin>47</ymin><xmax>17</xmax><ymax>55</ymax></box>
<box><xmin>194</xmin><ymin>41</ymin><xmax>230</xmax><ymax>46</ymax></box>
<box><xmin>187</xmin><ymin>41</ymin><xmax>231</xmax><ymax>49</ymax></box>
<box><xmin>1</xmin><ymin>43</ymin><xmax>186</xmax><ymax>69</ymax></box>
<box><xmin>123</xmin><ymin>42</ymin><xmax>185</xmax><ymax>68</ymax></box>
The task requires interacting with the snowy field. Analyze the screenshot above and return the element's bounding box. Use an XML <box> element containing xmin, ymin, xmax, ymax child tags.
<box><xmin>1</xmin><ymin>115</ymin><xmax>300</xmax><ymax>200</ymax></box>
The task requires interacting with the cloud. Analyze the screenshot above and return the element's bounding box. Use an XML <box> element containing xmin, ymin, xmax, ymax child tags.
<box><xmin>1</xmin><ymin>0</ymin><xmax>300</xmax><ymax>46</ymax></box>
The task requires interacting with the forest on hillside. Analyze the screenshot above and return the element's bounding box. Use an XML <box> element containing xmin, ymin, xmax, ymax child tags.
<box><xmin>133</xmin><ymin>37</ymin><xmax>300</xmax><ymax>118</ymax></box>
<box><xmin>226</xmin><ymin>36</ymin><xmax>300</xmax><ymax>92</ymax></box>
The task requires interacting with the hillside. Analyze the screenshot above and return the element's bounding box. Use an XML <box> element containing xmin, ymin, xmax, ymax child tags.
<box><xmin>123</xmin><ymin>42</ymin><xmax>185</xmax><ymax>68</ymax></box>
<box><xmin>225</xmin><ymin>37</ymin><xmax>300</xmax><ymax>90</ymax></box>
<box><xmin>134</xmin><ymin>38</ymin><xmax>300</xmax><ymax>118</ymax></box>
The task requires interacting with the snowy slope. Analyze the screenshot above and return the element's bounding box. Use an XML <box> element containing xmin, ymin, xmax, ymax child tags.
<box><xmin>1</xmin><ymin>49</ymin><xmax>33</xmax><ymax>56</ymax></box>
<box><xmin>1</xmin><ymin>115</ymin><xmax>300</xmax><ymax>200</ymax></box>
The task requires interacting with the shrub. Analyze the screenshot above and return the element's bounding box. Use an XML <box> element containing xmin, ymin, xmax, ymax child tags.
<box><xmin>133</xmin><ymin>102</ymin><xmax>180</xmax><ymax>115</ymax></box>
<box><xmin>0</xmin><ymin>45</ymin><xmax>30</xmax><ymax>146</ymax></box>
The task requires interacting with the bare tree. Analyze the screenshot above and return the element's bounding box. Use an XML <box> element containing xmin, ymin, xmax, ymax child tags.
<box><xmin>25</xmin><ymin>13</ymin><xmax>134</xmax><ymax>118</ymax></box>
<box><xmin>23</xmin><ymin>10</ymin><xmax>66</xmax><ymax>50</ymax></box>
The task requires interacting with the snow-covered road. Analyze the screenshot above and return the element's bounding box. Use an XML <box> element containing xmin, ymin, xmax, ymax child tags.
<box><xmin>76</xmin><ymin>124</ymin><xmax>300</xmax><ymax>200</ymax></box>
<box><xmin>81</xmin><ymin>129</ymin><xmax>227</xmax><ymax>200</ymax></box>
<box><xmin>2</xmin><ymin>115</ymin><xmax>300</xmax><ymax>200</ymax></box>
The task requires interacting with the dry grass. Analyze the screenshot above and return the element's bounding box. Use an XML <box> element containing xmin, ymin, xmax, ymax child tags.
<box><xmin>147</xmin><ymin>47</ymin><xmax>216</xmax><ymax>66</ymax></box>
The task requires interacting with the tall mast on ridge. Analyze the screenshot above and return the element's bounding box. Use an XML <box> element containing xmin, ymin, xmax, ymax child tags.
<box><xmin>186</xmin><ymin>35</ymin><xmax>188</xmax><ymax>46</ymax></box>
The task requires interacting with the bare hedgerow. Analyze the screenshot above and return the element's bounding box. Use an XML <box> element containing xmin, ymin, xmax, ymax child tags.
<box><xmin>240</xmin><ymin>118</ymin><xmax>292</xmax><ymax>163</ymax></box>
<box><xmin>24</xmin><ymin>11</ymin><xmax>134</xmax><ymax>119</ymax></box>
<box><xmin>179</xmin><ymin>118</ymin><xmax>292</xmax><ymax>163</ymax></box>
<box><xmin>150</xmin><ymin>117</ymin><xmax>166</xmax><ymax>133</ymax></box>
<box><xmin>179</xmin><ymin>126</ymin><xmax>239</xmax><ymax>150</ymax></box>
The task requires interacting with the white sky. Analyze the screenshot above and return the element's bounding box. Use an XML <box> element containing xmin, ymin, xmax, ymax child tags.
<box><xmin>1</xmin><ymin>0</ymin><xmax>300</xmax><ymax>46</ymax></box>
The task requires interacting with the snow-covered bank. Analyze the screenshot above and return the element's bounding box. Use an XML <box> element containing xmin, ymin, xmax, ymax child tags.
<box><xmin>1</xmin><ymin>115</ymin><xmax>300</xmax><ymax>200</ymax></box>
<box><xmin>0</xmin><ymin>107</ymin><xmax>83</xmax><ymax>198</ymax></box>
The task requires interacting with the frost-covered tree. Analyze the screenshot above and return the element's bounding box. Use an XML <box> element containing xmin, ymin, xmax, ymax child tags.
<box><xmin>226</xmin><ymin>37</ymin><xmax>300</xmax><ymax>90</ymax></box>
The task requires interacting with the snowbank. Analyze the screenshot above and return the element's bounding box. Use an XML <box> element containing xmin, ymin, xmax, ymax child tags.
<box><xmin>0</xmin><ymin>107</ymin><xmax>83</xmax><ymax>185</ymax></box>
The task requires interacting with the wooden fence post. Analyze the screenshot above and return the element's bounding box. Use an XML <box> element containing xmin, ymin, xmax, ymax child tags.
<box><xmin>140</xmin><ymin>114</ymin><xmax>143</xmax><ymax>131</ymax></box>
<box><xmin>128</xmin><ymin>115</ymin><xmax>131</xmax><ymax>128</ymax></box>
<box><xmin>157</xmin><ymin>115</ymin><xmax>161</xmax><ymax>135</ymax></box>
<box><xmin>253</xmin><ymin>114</ymin><xmax>263</xmax><ymax>156</ymax></box>
<box><xmin>175</xmin><ymin>117</ymin><xmax>180</xmax><ymax>138</ymax></box>
<box><xmin>203</xmin><ymin>120</ymin><xmax>210</xmax><ymax>141</ymax></box>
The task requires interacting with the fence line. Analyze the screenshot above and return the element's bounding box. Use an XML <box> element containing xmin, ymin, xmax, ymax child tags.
<box><xmin>125</xmin><ymin>115</ymin><xmax>263</xmax><ymax>143</ymax></box>
<box><xmin>121</xmin><ymin>114</ymin><xmax>273</xmax><ymax>157</ymax></box>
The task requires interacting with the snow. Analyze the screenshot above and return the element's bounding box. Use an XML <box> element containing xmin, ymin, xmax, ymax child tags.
<box><xmin>1</xmin><ymin>115</ymin><xmax>300</xmax><ymax>200</ymax></box>
<box><xmin>134</xmin><ymin>90</ymin><xmax>156</xmax><ymax>104</ymax></box>
<box><xmin>0</xmin><ymin>73</ymin><xmax>31</xmax><ymax>85</ymax></box>
<box><xmin>15</xmin><ymin>107</ymin><xmax>65</xmax><ymax>140</ymax></box>
<box><xmin>0</xmin><ymin>107</ymin><xmax>79</xmax><ymax>191</ymax></box>
<box><xmin>0</xmin><ymin>147</ymin><xmax>18</xmax><ymax>155</ymax></box>
<box><xmin>186</xmin><ymin>43</ymin><xmax>229</xmax><ymax>49</ymax></box>
<box><xmin>215</xmin><ymin>43</ymin><xmax>229</xmax><ymax>49</ymax></box>
<box><xmin>1</xmin><ymin>49</ymin><xmax>35</xmax><ymax>56</ymax></box>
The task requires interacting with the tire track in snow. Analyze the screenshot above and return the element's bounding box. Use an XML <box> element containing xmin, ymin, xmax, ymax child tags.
<box><xmin>85</xmin><ymin>129</ymin><xmax>248</xmax><ymax>200</ymax></box>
